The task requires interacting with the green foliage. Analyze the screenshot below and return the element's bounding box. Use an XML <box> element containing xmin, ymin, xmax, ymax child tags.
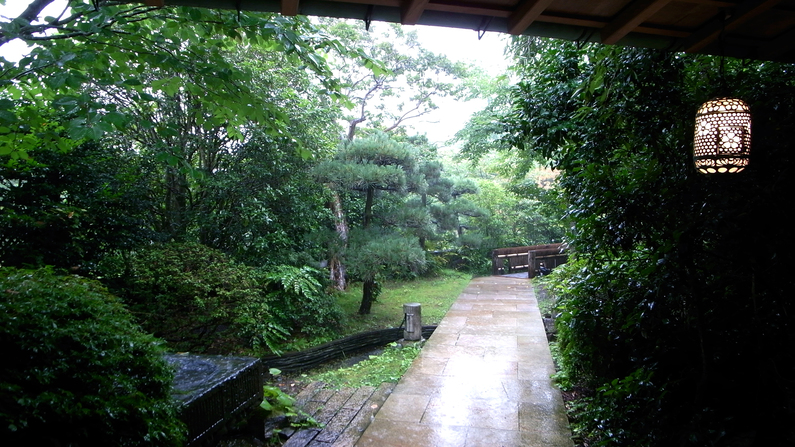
<box><xmin>303</xmin><ymin>342</ymin><xmax>421</xmax><ymax>388</ymax></box>
<box><xmin>510</xmin><ymin>39</ymin><xmax>795</xmax><ymax>445</ymax></box>
<box><xmin>108</xmin><ymin>244</ymin><xmax>345</xmax><ymax>354</ymax></box>
<box><xmin>451</xmin><ymin>98</ymin><xmax>568</xmax><ymax>264</ymax></box>
<box><xmin>320</xmin><ymin>20</ymin><xmax>472</xmax><ymax>138</ymax></box>
<box><xmin>187</xmin><ymin>130</ymin><xmax>332</xmax><ymax>264</ymax></box>
<box><xmin>260</xmin><ymin>368</ymin><xmax>319</xmax><ymax>432</ymax></box>
<box><xmin>0</xmin><ymin>267</ymin><xmax>185</xmax><ymax>446</ymax></box>
<box><xmin>0</xmin><ymin>141</ymin><xmax>154</xmax><ymax>270</ymax></box>
<box><xmin>314</xmin><ymin>132</ymin><xmax>420</xmax><ymax>195</ymax></box>
<box><xmin>452</xmin><ymin>74</ymin><xmax>514</xmax><ymax>162</ymax></box>
<box><xmin>262</xmin><ymin>265</ymin><xmax>344</xmax><ymax>338</ymax></box>
<box><xmin>347</xmin><ymin>229</ymin><xmax>427</xmax><ymax>282</ymax></box>
<box><xmin>110</xmin><ymin>242</ymin><xmax>287</xmax><ymax>354</ymax></box>
<box><xmin>1</xmin><ymin>2</ymin><xmax>359</xmax><ymax>163</ymax></box>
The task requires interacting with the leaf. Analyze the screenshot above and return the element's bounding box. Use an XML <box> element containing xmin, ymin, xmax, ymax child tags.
<box><xmin>0</xmin><ymin>110</ymin><xmax>17</xmax><ymax>124</ymax></box>
<box><xmin>102</xmin><ymin>111</ymin><xmax>127</xmax><ymax>128</ymax></box>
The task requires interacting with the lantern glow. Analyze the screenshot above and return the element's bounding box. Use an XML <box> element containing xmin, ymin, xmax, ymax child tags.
<box><xmin>693</xmin><ymin>97</ymin><xmax>751</xmax><ymax>174</ymax></box>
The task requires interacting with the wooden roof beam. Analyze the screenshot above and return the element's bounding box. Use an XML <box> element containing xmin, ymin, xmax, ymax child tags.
<box><xmin>758</xmin><ymin>27</ymin><xmax>795</xmax><ymax>60</ymax></box>
<box><xmin>281</xmin><ymin>0</ymin><xmax>300</xmax><ymax>16</ymax></box>
<box><xmin>507</xmin><ymin>0</ymin><xmax>556</xmax><ymax>35</ymax></box>
<box><xmin>683</xmin><ymin>0</ymin><xmax>781</xmax><ymax>53</ymax></box>
<box><xmin>601</xmin><ymin>0</ymin><xmax>673</xmax><ymax>45</ymax></box>
<box><xmin>402</xmin><ymin>0</ymin><xmax>430</xmax><ymax>25</ymax></box>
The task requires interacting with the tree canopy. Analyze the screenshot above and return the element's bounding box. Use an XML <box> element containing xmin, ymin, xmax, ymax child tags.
<box><xmin>0</xmin><ymin>0</ymin><xmax>379</xmax><ymax>163</ymax></box>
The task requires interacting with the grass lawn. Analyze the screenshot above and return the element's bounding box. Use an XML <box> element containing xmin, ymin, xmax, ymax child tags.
<box><xmin>336</xmin><ymin>269</ymin><xmax>473</xmax><ymax>335</ymax></box>
<box><xmin>273</xmin><ymin>270</ymin><xmax>473</xmax><ymax>386</ymax></box>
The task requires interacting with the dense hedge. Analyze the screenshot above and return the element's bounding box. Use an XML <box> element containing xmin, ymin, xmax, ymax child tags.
<box><xmin>0</xmin><ymin>268</ymin><xmax>185</xmax><ymax>446</ymax></box>
<box><xmin>509</xmin><ymin>41</ymin><xmax>795</xmax><ymax>446</ymax></box>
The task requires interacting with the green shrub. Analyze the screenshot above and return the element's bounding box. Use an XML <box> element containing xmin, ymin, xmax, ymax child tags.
<box><xmin>114</xmin><ymin>242</ymin><xmax>287</xmax><ymax>354</ymax></box>
<box><xmin>0</xmin><ymin>267</ymin><xmax>185</xmax><ymax>447</ymax></box>
<box><xmin>261</xmin><ymin>265</ymin><xmax>344</xmax><ymax>338</ymax></box>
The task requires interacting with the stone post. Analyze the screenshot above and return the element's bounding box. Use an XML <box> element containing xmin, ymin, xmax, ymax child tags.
<box><xmin>403</xmin><ymin>303</ymin><xmax>422</xmax><ymax>341</ymax></box>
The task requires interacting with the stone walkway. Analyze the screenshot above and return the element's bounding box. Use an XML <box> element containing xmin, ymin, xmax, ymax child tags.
<box><xmin>286</xmin><ymin>276</ymin><xmax>573</xmax><ymax>447</ymax></box>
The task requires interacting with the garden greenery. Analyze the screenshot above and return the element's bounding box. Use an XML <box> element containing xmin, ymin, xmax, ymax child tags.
<box><xmin>107</xmin><ymin>242</ymin><xmax>342</xmax><ymax>355</ymax></box>
<box><xmin>262</xmin><ymin>264</ymin><xmax>345</xmax><ymax>339</ymax></box>
<box><xmin>0</xmin><ymin>267</ymin><xmax>185</xmax><ymax>446</ymax></box>
<box><xmin>506</xmin><ymin>39</ymin><xmax>795</xmax><ymax>446</ymax></box>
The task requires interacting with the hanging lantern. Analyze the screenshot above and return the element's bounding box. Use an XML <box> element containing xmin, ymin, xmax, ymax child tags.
<box><xmin>693</xmin><ymin>97</ymin><xmax>752</xmax><ymax>174</ymax></box>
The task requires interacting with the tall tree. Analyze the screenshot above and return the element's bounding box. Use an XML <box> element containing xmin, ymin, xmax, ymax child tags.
<box><xmin>314</xmin><ymin>132</ymin><xmax>427</xmax><ymax>314</ymax></box>
<box><xmin>315</xmin><ymin>19</ymin><xmax>473</xmax><ymax>289</ymax></box>
<box><xmin>321</xmin><ymin>20</ymin><xmax>472</xmax><ymax>141</ymax></box>
<box><xmin>91</xmin><ymin>41</ymin><xmax>341</xmax><ymax>250</ymax></box>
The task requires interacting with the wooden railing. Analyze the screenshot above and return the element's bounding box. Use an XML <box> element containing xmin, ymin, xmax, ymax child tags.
<box><xmin>491</xmin><ymin>243</ymin><xmax>567</xmax><ymax>278</ymax></box>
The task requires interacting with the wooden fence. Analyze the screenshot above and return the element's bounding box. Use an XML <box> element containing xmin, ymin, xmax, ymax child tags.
<box><xmin>491</xmin><ymin>243</ymin><xmax>567</xmax><ymax>278</ymax></box>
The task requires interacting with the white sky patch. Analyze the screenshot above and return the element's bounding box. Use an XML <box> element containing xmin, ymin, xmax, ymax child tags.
<box><xmin>404</xmin><ymin>25</ymin><xmax>508</xmax><ymax>146</ymax></box>
<box><xmin>0</xmin><ymin>0</ymin><xmax>70</xmax><ymax>61</ymax></box>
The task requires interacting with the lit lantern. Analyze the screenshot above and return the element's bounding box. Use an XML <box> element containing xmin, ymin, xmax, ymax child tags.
<box><xmin>693</xmin><ymin>97</ymin><xmax>751</xmax><ymax>174</ymax></box>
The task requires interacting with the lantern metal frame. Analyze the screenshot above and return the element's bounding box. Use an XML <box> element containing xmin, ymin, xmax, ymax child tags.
<box><xmin>693</xmin><ymin>96</ymin><xmax>751</xmax><ymax>174</ymax></box>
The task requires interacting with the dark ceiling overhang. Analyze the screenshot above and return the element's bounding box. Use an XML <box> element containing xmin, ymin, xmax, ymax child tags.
<box><xmin>143</xmin><ymin>0</ymin><xmax>795</xmax><ymax>63</ymax></box>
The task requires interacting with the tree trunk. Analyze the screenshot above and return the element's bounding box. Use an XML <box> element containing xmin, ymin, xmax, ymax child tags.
<box><xmin>328</xmin><ymin>189</ymin><xmax>348</xmax><ymax>291</ymax></box>
<box><xmin>359</xmin><ymin>279</ymin><xmax>376</xmax><ymax>315</ymax></box>
<box><xmin>164</xmin><ymin>166</ymin><xmax>189</xmax><ymax>240</ymax></box>
<box><xmin>364</xmin><ymin>186</ymin><xmax>375</xmax><ymax>228</ymax></box>
<box><xmin>419</xmin><ymin>192</ymin><xmax>428</xmax><ymax>250</ymax></box>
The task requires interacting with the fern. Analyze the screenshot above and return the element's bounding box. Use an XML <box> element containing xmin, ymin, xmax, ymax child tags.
<box><xmin>260</xmin><ymin>265</ymin><xmax>344</xmax><ymax>340</ymax></box>
<box><xmin>264</xmin><ymin>265</ymin><xmax>323</xmax><ymax>301</ymax></box>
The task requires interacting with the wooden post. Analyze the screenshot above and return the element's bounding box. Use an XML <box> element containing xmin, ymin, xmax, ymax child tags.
<box><xmin>403</xmin><ymin>303</ymin><xmax>422</xmax><ymax>341</ymax></box>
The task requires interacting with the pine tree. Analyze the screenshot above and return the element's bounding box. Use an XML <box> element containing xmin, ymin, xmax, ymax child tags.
<box><xmin>314</xmin><ymin>132</ymin><xmax>427</xmax><ymax>314</ymax></box>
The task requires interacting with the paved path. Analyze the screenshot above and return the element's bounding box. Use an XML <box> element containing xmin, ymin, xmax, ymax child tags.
<box><xmin>355</xmin><ymin>276</ymin><xmax>573</xmax><ymax>447</ymax></box>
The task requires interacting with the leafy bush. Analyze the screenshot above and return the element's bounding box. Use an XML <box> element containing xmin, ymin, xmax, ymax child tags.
<box><xmin>517</xmin><ymin>43</ymin><xmax>795</xmax><ymax>446</ymax></box>
<box><xmin>111</xmin><ymin>243</ymin><xmax>344</xmax><ymax>354</ymax></box>
<box><xmin>261</xmin><ymin>265</ymin><xmax>344</xmax><ymax>338</ymax></box>
<box><xmin>112</xmin><ymin>242</ymin><xmax>287</xmax><ymax>354</ymax></box>
<box><xmin>0</xmin><ymin>142</ymin><xmax>154</xmax><ymax>271</ymax></box>
<box><xmin>260</xmin><ymin>369</ymin><xmax>319</xmax><ymax>430</ymax></box>
<box><xmin>0</xmin><ymin>267</ymin><xmax>185</xmax><ymax>446</ymax></box>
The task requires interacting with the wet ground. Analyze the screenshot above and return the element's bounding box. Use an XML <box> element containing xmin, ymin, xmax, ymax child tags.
<box><xmin>354</xmin><ymin>276</ymin><xmax>573</xmax><ymax>447</ymax></box>
<box><xmin>218</xmin><ymin>275</ymin><xmax>573</xmax><ymax>447</ymax></box>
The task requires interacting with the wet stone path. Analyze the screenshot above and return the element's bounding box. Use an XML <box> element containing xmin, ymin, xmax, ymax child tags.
<box><xmin>285</xmin><ymin>276</ymin><xmax>573</xmax><ymax>447</ymax></box>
